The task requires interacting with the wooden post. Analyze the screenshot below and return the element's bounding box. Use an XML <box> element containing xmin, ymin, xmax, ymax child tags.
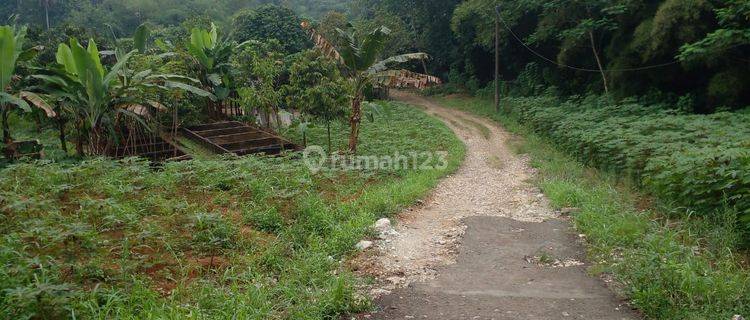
<box><xmin>494</xmin><ymin>6</ymin><xmax>500</xmax><ymax>113</ymax></box>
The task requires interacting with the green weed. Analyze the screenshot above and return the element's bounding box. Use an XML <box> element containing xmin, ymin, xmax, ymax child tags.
<box><xmin>0</xmin><ymin>101</ymin><xmax>465</xmax><ymax>319</ymax></box>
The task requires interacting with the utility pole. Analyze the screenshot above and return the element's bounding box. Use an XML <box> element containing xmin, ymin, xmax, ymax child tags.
<box><xmin>494</xmin><ymin>6</ymin><xmax>500</xmax><ymax>113</ymax></box>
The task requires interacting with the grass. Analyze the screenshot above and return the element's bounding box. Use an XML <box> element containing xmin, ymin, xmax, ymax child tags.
<box><xmin>435</xmin><ymin>94</ymin><xmax>750</xmax><ymax>319</ymax></box>
<box><xmin>0</xmin><ymin>101</ymin><xmax>465</xmax><ymax>319</ymax></box>
<box><xmin>457</xmin><ymin>116</ymin><xmax>491</xmax><ymax>139</ymax></box>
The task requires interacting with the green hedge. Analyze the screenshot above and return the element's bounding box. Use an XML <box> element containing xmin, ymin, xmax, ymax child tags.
<box><xmin>509</xmin><ymin>95</ymin><xmax>750</xmax><ymax>234</ymax></box>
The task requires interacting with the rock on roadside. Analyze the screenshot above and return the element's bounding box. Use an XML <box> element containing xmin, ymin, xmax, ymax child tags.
<box><xmin>374</xmin><ymin>218</ymin><xmax>398</xmax><ymax>239</ymax></box>
<box><xmin>356</xmin><ymin>240</ymin><xmax>373</xmax><ymax>251</ymax></box>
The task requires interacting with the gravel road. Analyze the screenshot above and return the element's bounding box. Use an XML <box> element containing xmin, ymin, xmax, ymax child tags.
<box><xmin>352</xmin><ymin>91</ymin><xmax>639</xmax><ymax>320</ymax></box>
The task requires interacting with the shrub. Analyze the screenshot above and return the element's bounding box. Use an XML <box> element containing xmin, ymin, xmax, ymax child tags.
<box><xmin>508</xmin><ymin>95</ymin><xmax>750</xmax><ymax>240</ymax></box>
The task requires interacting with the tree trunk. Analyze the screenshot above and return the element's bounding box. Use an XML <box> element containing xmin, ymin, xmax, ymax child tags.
<box><xmin>588</xmin><ymin>30</ymin><xmax>609</xmax><ymax>95</ymax></box>
<box><xmin>58</xmin><ymin>118</ymin><xmax>67</xmax><ymax>153</ymax></box>
<box><xmin>348</xmin><ymin>96</ymin><xmax>362</xmax><ymax>154</ymax></box>
<box><xmin>1</xmin><ymin>107</ymin><xmax>11</xmax><ymax>143</ymax></box>
<box><xmin>326</xmin><ymin>121</ymin><xmax>331</xmax><ymax>154</ymax></box>
<box><xmin>34</xmin><ymin>113</ymin><xmax>43</xmax><ymax>133</ymax></box>
<box><xmin>274</xmin><ymin>106</ymin><xmax>283</xmax><ymax>132</ymax></box>
<box><xmin>44</xmin><ymin>3</ymin><xmax>50</xmax><ymax>30</ymax></box>
<box><xmin>173</xmin><ymin>102</ymin><xmax>179</xmax><ymax>157</ymax></box>
<box><xmin>75</xmin><ymin>123</ymin><xmax>84</xmax><ymax>157</ymax></box>
<box><xmin>264</xmin><ymin>109</ymin><xmax>271</xmax><ymax>129</ymax></box>
<box><xmin>495</xmin><ymin>11</ymin><xmax>500</xmax><ymax>113</ymax></box>
<box><xmin>275</xmin><ymin>106</ymin><xmax>285</xmax><ymax>151</ymax></box>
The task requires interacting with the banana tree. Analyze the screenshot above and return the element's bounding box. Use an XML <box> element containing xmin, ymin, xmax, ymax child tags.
<box><xmin>34</xmin><ymin>37</ymin><xmax>214</xmax><ymax>156</ymax></box>
<box><xmin>0</xmin><ymin>24</ymin><xmax>55</xmax><ymax>144</ymax></box>
<box><xmin>302</xmin><ymin>22</ymin><xmax>441</xmax><ymax>153</ymax></box>
<box><xmin>187</xmin><ymin>23</ymin><xmax>252</xmax><ymax>117</ymax></box>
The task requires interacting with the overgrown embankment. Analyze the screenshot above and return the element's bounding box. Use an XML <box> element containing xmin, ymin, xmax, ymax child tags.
<box><xmin>0</xmin><ymin>101</ymin><xmax>464</xmax><ymax>319</ymax></box>
<box><xmin>436</xmin><ymin>94</ymin><xmax>750</xmax><ymax>319</ymax></box>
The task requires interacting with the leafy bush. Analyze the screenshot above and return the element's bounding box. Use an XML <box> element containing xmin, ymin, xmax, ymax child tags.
<box><xmin>506</xmin><ymin>95</ymin><xmax>750</xmax><ymax>239</ymax></box>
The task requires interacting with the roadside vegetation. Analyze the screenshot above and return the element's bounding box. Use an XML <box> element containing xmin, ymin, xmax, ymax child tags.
<box><xmin>0</xmin><ymin>101</ymin><xmax>464</xmax><ymax>319</ymax></box>
<box><xmin>0</xmin><ymin>2</ymin><xmax>450</xmax><ymax>317</ymax></box>
<box><xmin>435</xmin><ymin>94</ymin><xmax>750</xmax><ymax>319</ymax></box>
<box><xmin>2</xmin><ymin>0</ymin><xmax>748</xmax><ymax>319</ymax></box>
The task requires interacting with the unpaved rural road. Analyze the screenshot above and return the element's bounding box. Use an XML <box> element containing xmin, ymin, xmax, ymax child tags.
<box><xmin>353</xmin><ymin>91</ymin><xmax>638</xmax><ymax>319</ymax></box>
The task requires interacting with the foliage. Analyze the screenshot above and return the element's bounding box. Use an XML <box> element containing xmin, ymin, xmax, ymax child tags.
<box><xmin>191</xmin><ymin>212</ymin><xmax>238</xmax><ymax>257</ymax></box>
<box><xmin>0</xmin><ymin>101</ymin><xmax>464</xmax><ymax>318</ymax></box>
<box><xmin>679</xmin><ymin>0</ymin><xmax>750</xmax><ymax>61</ymax></box>
<box><xmin>440</xmin><ymin>0</ymin><xmax>750</xmax><ymax>110</ymax></box>
<box><xmin>305</xmin><ymin>22</ymin><xmax>440</xmax><ymax>152</ymax></box>
<box><xmin>33</xmin><ymin>37</ymin><xmax>211</xmax><ymax>155</ymax></box>
<box><xmin>644</xmin><ymin>0</ymin><xmax>715</xmax><ymax>59</ymax></box>
<box><xmin>186</xmin><ymin>23</ymin><xmax>249</xmax><ymax>101</ymax></box>
<box><xmin>2</xmin><ymin>0</ymin><xmax>353</xmax><ymax>35</ymax></box>
<box><xmin>0</xmin><ymin>24</ymin><xmax>53</xmax><ymax>143</ymax></box>
<box><xmin>352</xmin><ymin>9</ymin><xmax>414</xmax><ymax>59</ymax></box>
<box><xmin>234</xmin><ymin>41</ymin><xmax>285</xmax><ymax>129</ymax></box>
<box><xmin>317</xmin><ymin>11</ymin><xmax>349</xmax><ymax>48</ymax></box>
<box><xmin>231</xmin><ymin>4</ymin><xmax>309</xmax><ymax>54</ymax></box>
<box><xmin>470</xmin><ymin>93</ymin><xmax>750</xmax><ymax>240</ymax></box>
<box><xmin>352</xmin><ymin>0</ymin><xmax>460</xmax><ymax>77</ymax></box>
<box><xmin>284</xmin><ymin>50</ymin><xmax>350</xmax><ymax>151</ymax></box>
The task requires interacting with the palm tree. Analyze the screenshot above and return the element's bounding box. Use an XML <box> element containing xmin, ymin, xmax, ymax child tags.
<box><xmin>302</xmin><ymin>22</ymin><xmax>441</xmax><ymax>153</ymax></box>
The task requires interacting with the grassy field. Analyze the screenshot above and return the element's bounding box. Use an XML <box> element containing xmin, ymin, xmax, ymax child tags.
<box><xmin>435</xmin><ymin>94</ymin><xmax>750</xmax><ymax>319</ymax></box>
<box><xmin>0</xmin><ymin>101</ymin><xmax>465</xmax><ymax>319</ymax></box>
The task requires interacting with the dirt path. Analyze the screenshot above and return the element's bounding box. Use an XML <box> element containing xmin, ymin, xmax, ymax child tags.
<box><xmin>353</xmin><ymin>91</ymin><xmax>638</xmax><ymax>319</ymax></box>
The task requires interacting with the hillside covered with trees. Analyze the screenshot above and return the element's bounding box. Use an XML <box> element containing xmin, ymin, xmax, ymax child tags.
<box><xmin>352</xmin><ymin>0</ymin><xmax>749</xmax><ymax>112</ymax></box>
<box><xmin>1</xmin><ymin>0</ymin><xmax>352</xmax><ymax>35</ymax></box>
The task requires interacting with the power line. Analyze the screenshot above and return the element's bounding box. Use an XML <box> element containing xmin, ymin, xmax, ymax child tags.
<box><xmin>494</xmin><ymin>6</ymin><xmax>682</xmax><ymax>73</ymax></box>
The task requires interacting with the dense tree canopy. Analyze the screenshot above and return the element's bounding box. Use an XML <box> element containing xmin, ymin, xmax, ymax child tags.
<box><xmin>231</xmin><ymin>5</ymin><xmax>308</xmax><ymax>54</ymax></box>
<box><xmin>1</xmin><ymin>0</ymin><xmax>353</xmax><ymax>36</ymax></box>
<box><xmin>352</xmin><ymin>0</ymin><xmax>749</xmax><ymax>111</ymax></box>
<box><xmin>353</xmin><ymin>0</ymin><xmax>461</xmax><ymax>76</ymax></box>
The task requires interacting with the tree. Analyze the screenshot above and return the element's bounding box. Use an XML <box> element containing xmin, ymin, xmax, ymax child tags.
<box><xmin>678</xmin><ymin>0</ymin><xmax>750</xmax><ymax>107</ymax></box>
<box><xmin>679</xmin><ymin>0</ymin><xmax>749</xmax><ymax>61</ymax></box>
<box><xmin>34</xmin><ymin>37</ymin><xmax>213</xmax><ymax>155</ymax></box>
<box><xmin>353</xmin><ymin>9</ymin><xmax>414</xmax><ymax>59</ymax></box>
<box><xmin>303</xmin><ymin>22</ymin><xmax>440</xmax><ymax>153</ymax></box>
<box><xmin>39</xmin><ymin>0</ymin><xmax>56</xmax><ymax>30</ymax></box>
<box><xmin>354</xmin><ymin>0</ymin><xmax>462</xmax><ymax>75</ymax></box>
<box><xmin>231</xmin><ymin>4</ymin><xmax>308</xmax><ymax>54</ymax></box>
<box><xmin>0</xmin><ymin>25</ymin><xmax>54</xmax><ymax>144</ymax></box>
<box><xmin>317</xmin><ymin>11</ymin><xmax>349</xmax><ymax>48</ymax></box>
<box><xmin>235</xmin><ymin>43</ymin><xmax>285</xmax><ymax>131</ymax></box>
<box><xmin>521</xmin><ymin>0</ymin><xmax>636</xmax><ymax>94</ymax></box>
<box><xmin>284</xmin><ymin>50</ymin><xmax>350</xmax><ymax>152</ymax></box>
<box><xmin>185</xmin><ymin>23</ymin><xmax>251</xmax><ymax>116</ymax></box>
